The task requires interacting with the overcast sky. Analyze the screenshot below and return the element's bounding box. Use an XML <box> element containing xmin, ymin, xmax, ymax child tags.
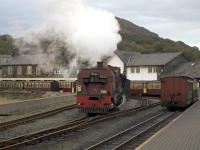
<box><xmin>0</xmin><ymin>0</ymin><xmax>200</xmax><ymax>48</ymax></box>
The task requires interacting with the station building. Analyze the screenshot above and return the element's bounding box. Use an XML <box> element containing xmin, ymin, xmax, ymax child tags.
<box><xmin>107</xmin><ymin>50</ymin><xmax>187</xmax><ymax>81</ymax></box>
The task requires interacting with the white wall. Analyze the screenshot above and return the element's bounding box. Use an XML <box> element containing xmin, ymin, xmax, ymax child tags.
<box><xmin>127</xmin><ymin>67</ymin><xmax>158</xmax><ymax>81</ymax></box>
<box><xmin>107</xmin><ymin>55</ymin><xmax>158</xmax><ymax>81</ymax></box>
<box><xmin>107</xmin><ymin>55</ymin><xmax>124</xmax><ymax>73</ymax></box>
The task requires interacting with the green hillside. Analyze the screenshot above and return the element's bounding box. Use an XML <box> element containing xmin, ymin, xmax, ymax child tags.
<box><xmin>117</xmin><ymin>17</ymin><xmax>200</xmax><ymax>60</ymax></box>
<box><xmin>1</xmin><ymin>17</ymin><xmax>200</xmax><ymax>60</ymax></box>
<box><xmin>0</xmin><ymin>35</ymin><xmax>15</xmax><ymax>55</ymax></box>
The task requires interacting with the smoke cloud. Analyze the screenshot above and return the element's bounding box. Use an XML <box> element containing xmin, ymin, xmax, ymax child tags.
<box><xmin>15</xmin><ymin>0</ymin><xmax>121</xmax><ymax>76</ymax></box>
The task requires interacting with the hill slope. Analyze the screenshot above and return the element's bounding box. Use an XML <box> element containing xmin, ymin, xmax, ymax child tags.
<box><xmin>0</xmin><ymin>35</ymin><xmax>17</xmax><ymax>55</ymax></box>
<box><xmin>0</xmin><ymin>17</ymin><xmax>200</xmax><ymax>60</ymax></box>
<box><xmin>117</xmin><ymin>17</ymin><xmax>200</xmax><ymax>60</ymax></box>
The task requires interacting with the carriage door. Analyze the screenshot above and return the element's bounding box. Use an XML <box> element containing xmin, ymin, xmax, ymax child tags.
<box><xmin>71</xmin><ymin>82</ymin><xmax>74</xmax><ymax>93</ymax></box>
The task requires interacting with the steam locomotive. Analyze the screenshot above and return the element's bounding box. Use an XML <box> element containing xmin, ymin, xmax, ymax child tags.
<box><xmin>76</xmin><ymin>62</ymin><xmax>130</xmax><ymax>114</ymax></box>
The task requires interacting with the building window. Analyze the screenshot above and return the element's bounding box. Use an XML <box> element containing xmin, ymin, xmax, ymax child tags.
<box><xmin>153</xmin><ymin>67</ymin><xmax>157</xmax><ymax>73</ymax></box>
<box><xmin>17</xmin><ymin>66</ymin><xmax>22</xmax><ymax>75</ymax></box>
<box><xmin>27</xmin><ymin>66</ymin><xmax>32</xmax><ymax>75</ymax></box>
<box><xmin>136</xmin><ymin>67</ymin><xmax>140</xmax><ymax>73</ymax></box>
<box><xmin>8</xmin><ymin>66</ymin><xmax>13</xmax><ymax>75</ymax></box>
<box><xmin>148</xmin><ymin>67</ymin><xmax>153</xmax><ymax>73</ymax></box>
<box><xmin>131</xmin><ymin>67</ymin><xmax>135</xmax><ymax>73</ymax></box>
<box><xmin>36</xmin><ymin>67</ymin><xmax>41</xmax><ymax>76</ymax></box>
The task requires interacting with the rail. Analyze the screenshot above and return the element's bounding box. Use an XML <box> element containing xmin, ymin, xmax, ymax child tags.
<box><xmin>0</xmin><ymin>102</ymin><xmax>161</xmax><ymax>150</ymax></box>
<box><xmin>0</xmin><ymin>104</ymin><xmax>77</xmax><ymax>131</ymax></box>
<box><xmin>86</xmin><ymin>110</ymin><xmax>178</xmax><ymax>150</ymax></box>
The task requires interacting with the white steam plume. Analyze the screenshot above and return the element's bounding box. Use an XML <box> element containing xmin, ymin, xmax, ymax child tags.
<box><xmin>16</xmin><ymin>0</ymin><xmax>121</xmax><ymax>76</ymax></box>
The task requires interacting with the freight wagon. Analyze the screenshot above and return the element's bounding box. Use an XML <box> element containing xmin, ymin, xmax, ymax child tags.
<box><xmin>160</xmin><ymin>76</ymin><xmax>198</xmax><ymax>108</ymax></box>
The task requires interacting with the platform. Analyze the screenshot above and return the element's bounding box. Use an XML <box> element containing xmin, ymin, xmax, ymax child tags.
<box><xmin>136</xmin><ymin>100</ymin><xmax>200</xmax><ymax>150</ymax></box>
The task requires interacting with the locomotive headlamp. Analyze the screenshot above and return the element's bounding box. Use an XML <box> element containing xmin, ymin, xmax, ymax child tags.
<box><xmin>77</xmin><ymin>84</ymin><xmax>81</xmax><ymax>92</ymax></box>
<box><xmin>101</xmin><ymin>90</ymin><xmax>107</xmax><ymax>94</ymax></box>
<box><xmin>91</xmin><ymin>72</ymin><xmax>98</xmax><ymax>76</ymax></box>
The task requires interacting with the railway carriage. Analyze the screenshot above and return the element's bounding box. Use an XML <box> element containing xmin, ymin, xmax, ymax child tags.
<box><xmin>160</xmin><ymin>76</ymin><xmax>198</xmax><ymax>108</ymax></box>
<box><xmin>0</xmin><ymin>78</ymin><xmax>77</xmax><ymax>92</ymax></box>
<box><xmin>130</xmin><ymin>81</ymin><xmax>161</xmax><ymax>96</ymax></box>
<box><xmin>146</xmin><ymin>81</ymin><xmax>161</xmax><ymax>96</ymax></box>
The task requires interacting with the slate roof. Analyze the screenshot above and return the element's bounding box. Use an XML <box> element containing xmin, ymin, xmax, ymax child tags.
<box><xmin>162</xmin><ymin>62</ymin><xmax>200</xmax><ymax>79</ymax></box>
<box><xmin>115</xmin><ymin>50</ymin><xmax>140</xmax><ymax>65</ymax></box>
<box><xmin>0</xmin><ymin>53</ymin><xmax>59</xmax><ymax>66</ymax></box>
<box><xmin>9</xmin><ymin>56</ymin><xmax>37</xmax><ymax>65</ymax></box>
<box><xmin>127</xmin><ymin>52</ymin><xmax>182</xmax><ymax>66</ymax></box>
<box><xmin>0</xmin><ymin>55</ymin><xmax>11</xmax><ymax>58</ymax></box>
<box><xmin>115</xmin><ymin>50</ymin><xmax>182</xmax><ymax>66</ymax></box>
<box><xmin>0</xmin><ymin>55</ymin><xmax>38</xmax><ymax>65</ymax></box>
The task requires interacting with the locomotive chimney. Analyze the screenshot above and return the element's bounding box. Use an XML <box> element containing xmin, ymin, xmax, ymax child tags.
<box><xmin>97</xmin><ymin>62</ymin><xmax>103</xmax><ymax>68</ymax></box>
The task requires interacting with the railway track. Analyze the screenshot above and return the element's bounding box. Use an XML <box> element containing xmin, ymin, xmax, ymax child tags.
<box><xmin>86</xmin><ymin>110</ymin><xmax>179</xmax><ymax>150</ymax></box>
<box><xmin>0</xmin><ymin>104</ymin><xmax>77</xmax><ymax>131</ymax></box>
<box><xmin>0</xmin><ymin>102</ymin><xmax>160</xmax><ymax>150</ymax></box>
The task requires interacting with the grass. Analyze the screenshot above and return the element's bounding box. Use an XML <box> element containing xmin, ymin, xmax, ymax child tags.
<box><xmin>0</xmin><ymin>92</ymin><xmax>47</xmax><ymax>104</ymax></box>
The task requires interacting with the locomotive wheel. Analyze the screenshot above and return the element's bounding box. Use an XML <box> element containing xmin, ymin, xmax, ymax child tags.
<box><xmin>113</xmin><ymin>94</ymin><xmax>121</xmax><ymax>106</ymax></box>
<box><xmin>121</xmin><ymin>94</ymin><xmax>127</xmax><ymax>105</ymax></box>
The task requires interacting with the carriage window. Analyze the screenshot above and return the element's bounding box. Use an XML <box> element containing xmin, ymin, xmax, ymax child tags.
<box><xmin>47</xmin><ymin>83</ymin><xmax>50</xmax><ymax>88</ymax></box>
<box><xmin>16</xmin><ymin>83</ymin><xmax>19</xmax><ymax>88</ymax></box>
<box><xmin>36</xmin><ymin>83</ymin><xmax>39</xmax><ymax>88</ymax></box>
<box><xmin>6</xmin><ymin>82</ymin><xmax>9</xmax><ymax>88</ymax></box>
<box><xmin>28</xmin><ymin>83</ymin><xmax>31</xmax><ymax>88</ymax></box>
<box><xmin>39</xmin><ymin>83</ymin><xmax>43</xmax><ymax>88</ymax></box>
<box><xmin>32</xmin><ymin>83</ymin><xmax>35</xmax><ymax>88</ymax></box>
<box><xmin>43</xmin><ymin>83</ymin><xmax>46</xmax><ymax>88</ymax></box>
<box><xmin>58</xmin><ymin>82</ymin><xmax>61</xmax><ymax>88</ymax></box>
<box><xmin>20</xmin><ymin>83</ymin><xmax>23</xmax><ymax>88</ymax></box>
<box><xmin>62</xmin><ymin>82</ymin><xmax>65</xmax><ymax>88</ymax></box>
<box><xmin>24</xmin><ymin>83</ymin><xmax>27</xmax><ymax>88</ymax></box>
<box><xmin>68</xmin><ymin>82</ymin><xmax>72</xmax><ymax>88</ymax></box>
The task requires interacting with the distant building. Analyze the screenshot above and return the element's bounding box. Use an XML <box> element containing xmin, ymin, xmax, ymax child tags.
<box><xmin>107</xmin><ymin>50</ymin><xmax>187</xmax><ymax>81</ymax></box>
<box><xmin>0</xmin><ymin>55</ymin><xmax>38</xmax><ymax>77</ymax></box>
<box><xmin>0</xmin><ymin>55</ymin><xmax>11</xmax><ymax>65</ymax></box>
<box><xmin>0</xmin><ymin>55</ymin><xmax>63</xmax><ymax>78</ymax></box>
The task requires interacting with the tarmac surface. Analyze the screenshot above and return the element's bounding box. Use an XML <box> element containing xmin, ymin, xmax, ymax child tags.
<box><xmin>137</xmin><ymin>101</ymin><xmax>200</xmax><ymax>150</ymax></box>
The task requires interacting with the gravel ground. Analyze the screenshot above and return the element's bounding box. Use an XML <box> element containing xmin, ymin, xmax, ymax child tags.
<box><xmin>21</xmin><ymin>98</ymin><xmax>162</xmax><ymax>150</ymax></box>
<box><xmin>0</xmin><ymin>94</ymin><xmax>76</xmax><ymax>123</ymax></box>
<box><xmin>0</xmin><ymin>91</ymin><xmax>70</xmax><ymax>104</ymax></box>
<box><xmin>0</xmin><ymin>108</ymin><xmax>86</xmax><ymax>141</ymax></box>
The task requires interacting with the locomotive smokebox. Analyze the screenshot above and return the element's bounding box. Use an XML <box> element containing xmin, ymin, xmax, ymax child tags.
<box><xmin>97</xmin><ymin>62</ymin><xmax>103</xmax><ymax>68</ymax></box>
